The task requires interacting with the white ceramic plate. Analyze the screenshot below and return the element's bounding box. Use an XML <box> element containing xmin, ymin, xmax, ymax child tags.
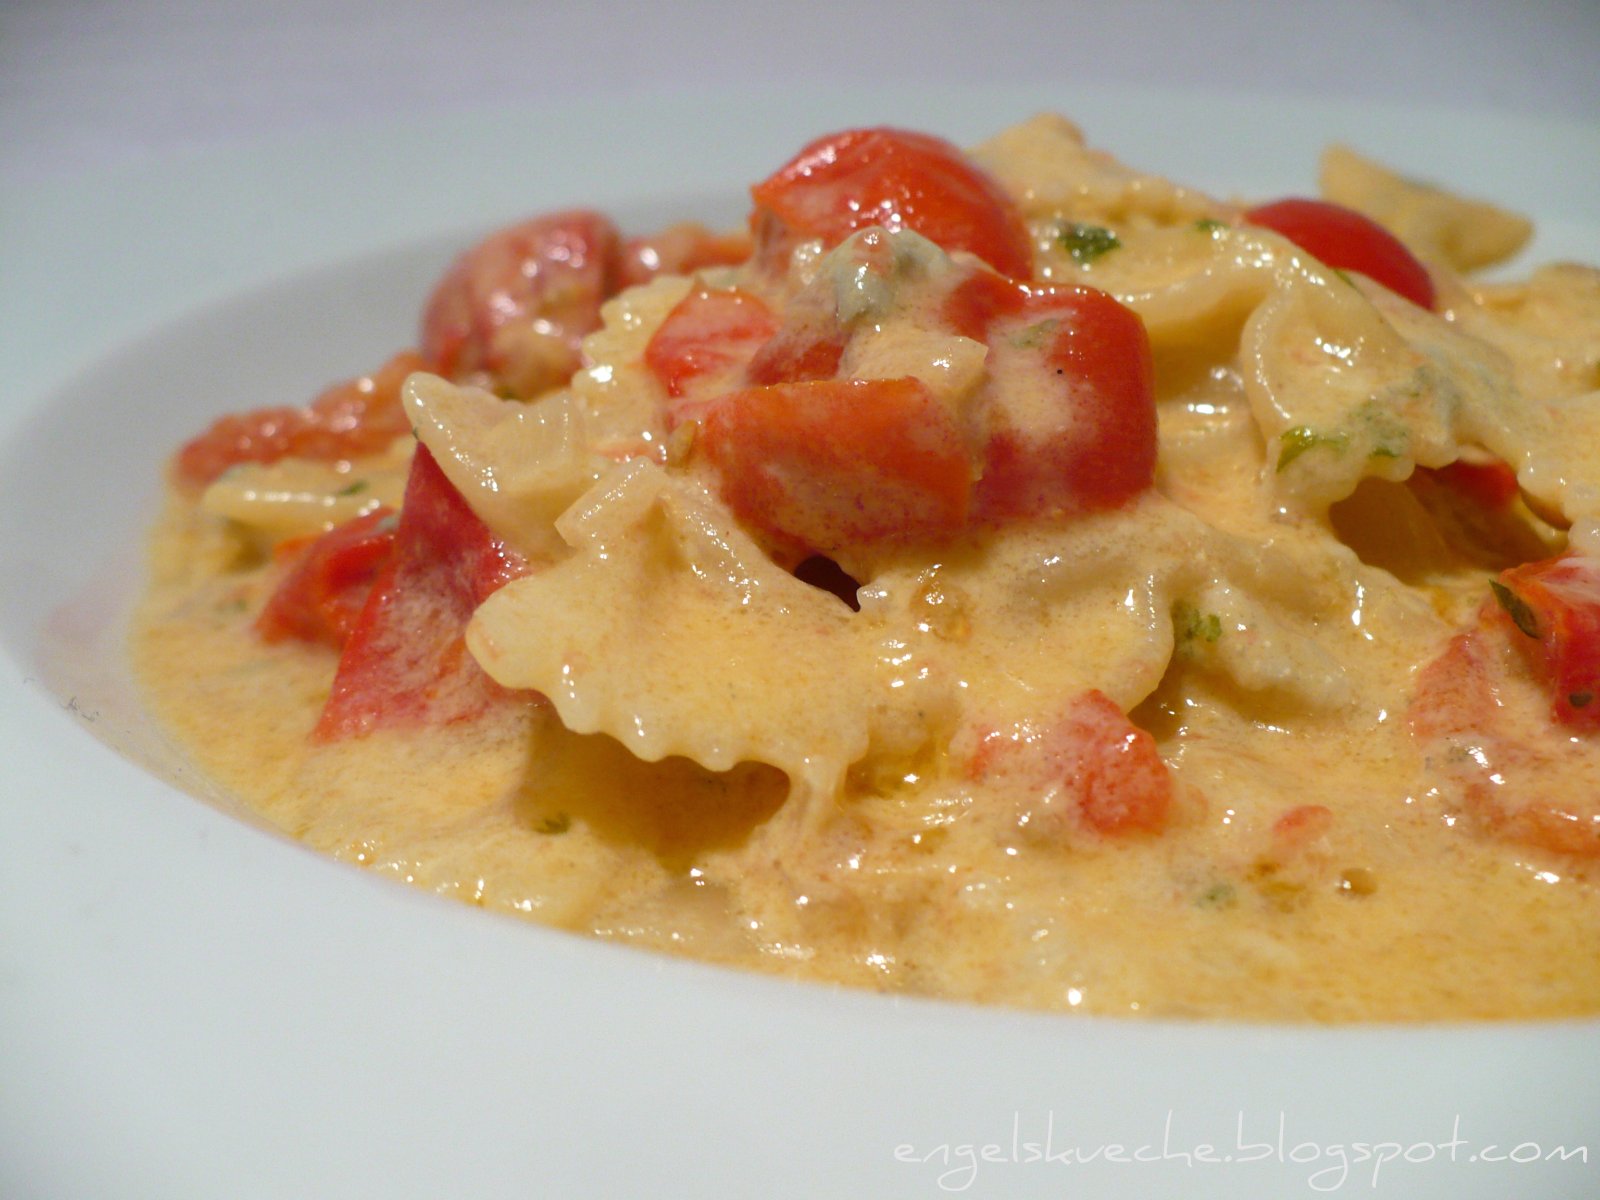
<box><xmin>3</xmin><ymin>84</ymin><xmax>1598</xmax><ymax>1200</ymax></box>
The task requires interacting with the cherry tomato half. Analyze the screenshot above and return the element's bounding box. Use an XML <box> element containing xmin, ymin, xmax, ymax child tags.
<box><xmin>1244</xmin><ymin>197</ymin><xmax>1435</xmax><ymax>309</ymax></box>
<box><xmin>750</xmin><ymin>127</ymin><xmax>1034</xmax><ymax>279</ymax></box>
<box><xmin>174</xmin><ymin>351</ymin><xmax>427</xmax><ymax>487</ymax></box>
<box><xmin>420</xmin><ymin>209</ymin><xmax>620</xmax><ymax>398</ymax></box>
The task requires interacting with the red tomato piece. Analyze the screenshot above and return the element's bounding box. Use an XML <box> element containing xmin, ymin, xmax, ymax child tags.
<box><xmin>256</xmin><ymin>508</ymin><xmax>398</xmax><ymax>649</ymax></box>
<box><xmin>1494</xmin><ymin>554</ymin><xmax>1600</xmax><ymax>728</ymax></box>
<box><xmin>1271</xmin><ymin>803</ymin><xmax>1334</xmax><ymax>850</ymax></box>
<box><xmin>1061</xmin><ymin>692</ymin><xmax>1172</xmax><ymax>836</ymax></box>
<box><xmin>749</xmin><ymin>127</ymin><xmax>1034</xmax><ymax>279</ymax></box>
<box><xmin>940</xmin><ymin>266</ymin><xmax>1029</xmax><ymax>339</ymax></box>
<box><xmin>315</xmin><ymin>446</ymin><xmax>527</xmax><ymax>740</ymax></box>
<box><xmin>970</xmin><ymin>690</ymin><xmax>1172</xmax><ymax>837</ymax></box>
<box><xmin>699</xmin><ymin>377</ymin><xmax>972</xmax><ymax>556</ymax></box>
<box><xmin>743</xmin><ymin>324</ymin><xmax>848</xmax><ymax>386</ymax></box>
<box><xmin>1243</xmin><ymin>197</ymin><xmax>1436</xmax><ymax>309</ymax></box>
<box><xmin>420</xmin><ymin>209</ymin><xmax>620</xmax><ymax>398</ymax></box>
<box><xmin>966</xmin><ymin>283</ymin><xmax>1157</xmax><ymax>521</ymax></box>
<box><xmin>1424</xmin><ymin>457</ymin><xmax>1520</xmax><ymax>510</ymax></box>
<box><xmin>174</xmin><ymin>350</ymin><xmax>427</xmax><ymax>487</ymax></box>
<box><xmin>617</xmin><ymin>222</ymin><xmax>753</xmax><ymax>289</ymax></box>
<box><xmin>1410</xmin><ymin>618</ymin><xmax>1600</xmax><ymax>857</ymax></box>
<box><xmin>643</xmin><ymin>285</ymin><xmax>779</xmax><ymax>424</ymax></box>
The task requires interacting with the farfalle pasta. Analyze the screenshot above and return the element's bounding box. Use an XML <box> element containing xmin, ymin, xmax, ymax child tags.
<box><xmin>136</xmin><ymin>115</ymin><xmax>1600</xmax><ymax>1020</ymax></box>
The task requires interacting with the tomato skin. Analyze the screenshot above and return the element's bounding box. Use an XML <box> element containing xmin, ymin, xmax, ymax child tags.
<box><xmin>174</xmin><ymin>351</ymin><xmax>427</xmax><ymax>487</ymax></box>
<box><xmin>315</xmin><ymin>446</ymin><xmax>527</xmax><ymax>739</ymax></box>
<box><xmin>642</xmin><ymin>285</ymin><xmax>779</xmax><ymax>423</ymax></box>
<box><xmin>966</xmin><ymin>283</ymin><xmax>1158</xmax><ymax>521</ymax></box>
<box><xmin>256</xmin><ymin>508</ymin><xmax>397</xmax><ymax>649</ymax></box>
<box><xmin>1243</xmin><ymin>197</ymin><xmax>1435</xmax><ymax>309</ymax></box>
<box><xmin>749</xmin><ymin>127</ymin><xmax>1034</xmax><ymax>279</ymax></box>
<box><xmin>743</xmin><ymin>319</ymin><xmax>848</xmax><ymax>387</ymax></box>
<box><xmin>1495</xmin><ymin>554</ymin><xmax>1600</xmax><ymax>728</ymax></box>
<box><xmin>699</xmin><ymin>377</ymin><xmax>972</xmax><ymax>556</ymax></box>
<box><xmin>940</xmin><ymin>266</ymin><xmax>1029</xmax><ymax>338</ymax></box>
<box><xmin>420</xmin><ymin>209</ymin><xmax>619</xmax><ymax>398</ymax></box>
<box><xmin>970</xmin><ymin>690</ymin><xmax>1172</xmax><ymax>838</ymax></box>
<box><xmin>1426</xmin><ymin>458</ymin><xmax>1520</xmax><ymax>510</ymax></box>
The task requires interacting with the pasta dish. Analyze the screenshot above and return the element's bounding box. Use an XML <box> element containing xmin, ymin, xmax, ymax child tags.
<box><xmin>135</xmin><ymin>114</ymin><xmax>1600</xmax><ymax>1020</ymax></box>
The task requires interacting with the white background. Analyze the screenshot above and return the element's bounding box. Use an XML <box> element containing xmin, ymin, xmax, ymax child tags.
<box><xmin>4</xmin><ymin>0</ymin><xmax>1598</xmax><ymax>184</ymax></box>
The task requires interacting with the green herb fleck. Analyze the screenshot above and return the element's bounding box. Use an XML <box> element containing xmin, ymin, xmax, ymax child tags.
<box><xmin>1197</xmin><ymin>882</ymin><xmax>1237</xmax><ymax>910</ymax></box>
<box><xmin>1176</xmin><ymin>603</ymin><xmax>1223</xmax><ymax>644</ymax></box>
<box><xmin>1333</xmin><ymin>268</ymin><xmax>1357</xmax><ymax>287</ymax></box>
<box><xmin>1194</xmin><ymin>217</ymin><xmax>1228</xmax><ymax>234</ymax></box>
<box><xmin>334</xmin><ymin>480</ymin><xmax>369</xmax><ymax>497</ymax></box>
<box><xmin>1009</xmin><ymin>318</ymin><xmax>1059</xmax><ymax>349</ymax></box>
<box><xmin>536</xmin><ymin>812</ymin><xmax>572</xmax><ymax>835</ymax></box>
<box><xmin>1058</xmin><ymin>223</ymin><xmax>1120</xmax><ymax>265</ymax></box>
<box><xmin>1276</xmin><ymin>426</ymin><xmax>1348</xmax><ymax>471</ymax></box>
<box><xmin>1489</xmin><ymin>580</ymin><xmax>1541</xmax><ymax>640</ymax></box>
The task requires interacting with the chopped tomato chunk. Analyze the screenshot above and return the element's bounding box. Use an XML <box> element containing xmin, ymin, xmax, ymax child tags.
<box><xmin>1052</xmin><ymin>691</ymin><xmax>1173</xmax><ymax>836</ymax></box>
<box><xmin>699</xmin><ymin>377</ymin><xmax>972</xmax><ymax>556</ymax></box>
<box><xmin>1243</xmin><ymin>197</ymin><xmax>1435</xmax><ymax>309</ymax></box>
<box><xmin>743</xmin><ymin>319</ymin><xmax>848</xmax><ymax>387</ymax></box>
<box><xmin>174</xmin><ymin>350</ymin><xmax>426</xmax><ymax>487</ymax></box>
<box><xmin>965</xmin><ymin>282</ymin><xmax>1157</xmax><ymax>521</ymax></box>
<box><xmin>1410</xmin><ymin>615</ymin><xmax>1600</xmax><ymax>857</ymax></box>
<box><xmin>1425</xmin><ymin>457</ymin><xmax>1520</xmax><ymax>510</ymax></box>
<box><xmin>1494</xmin><ymin>554</ymin><xmax>1600</xmax><ymax>728</ymax></box>
<box><xmin>1271</xmin><ymin>804</ymin><xmax>1334</xmax><ymax>849</ymax></box>
<box><xmin>420</xmin><ymin>209</ymin><xmax>619</xmax><ymax>398</ymax></box>
<box><xmin>750</xmin><ymin>127</ymin><xmax>1033</xmax><ymax>278</ymax></box>
<box><xmin>315</xmin><ymin>446</ymin><xmax>527</xmax><ymax>739</ymax></box>
<box><xmin>256</xmin><ymin>508</ymin><xmax>397</xmax><ymax>649</ymax></box>
<box><xmin>970</xmin><ymin>690</ymin><xmax>1173</xmax><ymax>837</ymax></box>
<box><xmin>643</xmin><ymin>285</ymin><xmax>778</xmax><ymax>424</ymax></box>
<box><xmin>684</xmin><ymin>256</ymin><xmax>1154</xmax><ymax>550</ymax></box>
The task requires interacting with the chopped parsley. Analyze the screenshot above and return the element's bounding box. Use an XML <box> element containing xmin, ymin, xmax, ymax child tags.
<box><xmin>1194</xmin><ymin>217</ymin><xmax>1228</xmax><ymax>235</ymax></box>
<box><xmin>1058</xmin><ymin>223</ymin><xmax>1120</xmax><ymax>265</ymax></box>
<box><xmin>1176</xmin><ymin>603</ymin><xmax>1223</xmax><ymax>644</ymax></box>
<box><xmin>1276</xmin><ymin>425</ymin><xmax>1349</xmax><ymax>471</ymax></box>
<box><xmin>334</xmin><ymin>480</ymin><xmax>369</xmax><ymax>497</ymax></box>
<box><xmin>1009</xmin><ymin>318</ymin><xmax>1059</xmax><ymax>349</ymax></box>
<box><xmin>1197</xmin><ymin>882</ymin><xmax>1237</xmax><ymax>909</ymax></box>
<box><xmin>536</xmin><ymin>812</ymin><xmax>572</xmax><ymax>835</ymax></box>
<box><xmin>1489</xmin><ymin>580</ymin><xmax>1540</xmax><ymax>640</ymax></box>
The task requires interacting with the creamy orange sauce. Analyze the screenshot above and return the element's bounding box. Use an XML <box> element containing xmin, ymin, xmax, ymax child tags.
<box><xmin>135</xmin><ymin>116</ymin><xmax>1600</xmax><ymax>1021</ymax></box>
